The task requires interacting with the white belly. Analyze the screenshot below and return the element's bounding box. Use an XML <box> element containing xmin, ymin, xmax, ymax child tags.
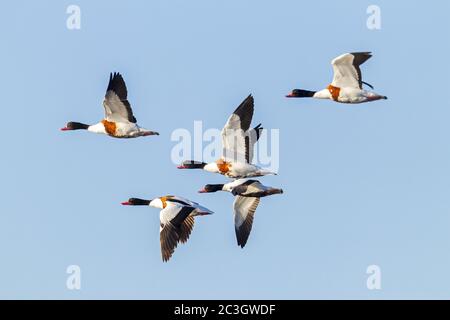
<box><xmin>338</xmin><ymin>88</ymin><xmax>385</xmax><ymax>104</ymax></box>
<box><xmin>114</xmin><ymin>123</ymin><xmax>141</xmax><ymax>138</ymax></box>
<box><xmin>227</xmin><ymin>163</ymin><xmax>263</xmax><ymax>178</ymax></box>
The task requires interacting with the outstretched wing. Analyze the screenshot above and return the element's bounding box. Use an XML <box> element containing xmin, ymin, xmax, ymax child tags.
<box><xmin>233</xmin><ymin>196</ymin><xmax>260</xmax><ymax>248</ymax></box>
<box><xmin>222</xmin><ymin>95</ymin><xmax>255</xmax><ymax>163</ymax></box>
<box><xmin>103</xmin><ymin>72</ymin><xmax>137</xmax><ymax>123</ymax></box>
<box><xmin>159</xmin><ymin>222</ymin><xmax>180</xmax><ymax>262</ymax></box>
<box><xmin>331</xmin><ymin>52</ymin><xmax>372</xmax><ymax>89</ymax></box>
<box><xmin>159</xmin><ymin>205</ymin><xmax>196</xmax><ymax>262</ymax></box>
<box><xmin>245</xmin><ymin>123</ymin><xmax>263</xmax><ymax>164</ymax></box>
<box><xmin>179</xmin><ymin>216</ymin><xmax>195</xmax><ymax>244</ymax></box>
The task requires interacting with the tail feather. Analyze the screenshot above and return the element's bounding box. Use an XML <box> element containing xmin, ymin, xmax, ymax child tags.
<box><xmin>142</xmin><ymin>130</ymin><xmax>159</xmax><ymax>136</ymax></box>
<box><xmin>267</xmin><ymin>188</ymin><xmax>283</xmax><ymax>195</ymax></box>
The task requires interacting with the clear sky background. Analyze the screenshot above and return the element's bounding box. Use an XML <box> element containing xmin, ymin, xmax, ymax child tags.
<box><xmin>1</xmin><ymin>0</ymin><xmax>449</xmax><ymax>299</ymax></box>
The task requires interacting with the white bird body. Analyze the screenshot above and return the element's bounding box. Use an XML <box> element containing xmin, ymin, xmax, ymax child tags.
<box><xmin>287</xmin><ymin>52</ymin><xmax>387</xmax><ymax>104</ymax></box>
<box><xmin>312</xmin><ymin>87</ymin><xmax>384</xmax><ymax>104</ymax></box>
<box><xmin>150</xmin><ymin>196</ymin><xmax>213</xmax><ymax>216</ymax></box>
<box><xmin>86</xmin><ymin>122</ymin><xmax>106</xmax><ymax>134</ymax></box>
<box><xmin>221</xmin><ymin>179</ymin><xmax>249</xmax><ymax>192</ymax></box>
<box><xmin>62</xmin><ymin>72</ymin><xmax>159</xmax><ymax>138</ymax></box>
<box><xmin>122</xmin><ymin>195</ymin><xmax>213</xmax><ymax>262</ymax></box>
<box><xmin>179</xmin><ymin>95</ymin><xmax>276</xmax><ymax>178</ymax></box>
<box><xmin>203</xmin><ymin>161</ymin><xmax>275</xmax><ymax>179</ymax></box>
<box><xmin>199</xmin><ymin>179</ymin><xmax>283</xmax><ymax>248</ymax></box>
<box><xmin>87</xmin><ymin>121</ymin><xmax>155</xmax><ymax>138</ymax></box>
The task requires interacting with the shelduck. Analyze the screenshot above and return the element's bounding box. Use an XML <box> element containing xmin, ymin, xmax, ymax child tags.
<box><xmin>286</xmin><ymin>52</ymin><xmax>387</xmax><ymax>104</ymax></box>
<box><xmin>122</xmin><ymin>195</ymin><xmax>213</xmax><ymax>262</ymax></box>
<box><xmin>178</xmin><ymin>95</ymin><xmax>276</xmax><ymax>178</ymax></box>
<box><xmin>61</xmin><ymin>72</ymin><xmax>159</xmax><ymax>138</ymax></box>
<box><xmin>199</xmin><ymin>179</ymin><xmax>283</xmax><ymax>248</ymax></box>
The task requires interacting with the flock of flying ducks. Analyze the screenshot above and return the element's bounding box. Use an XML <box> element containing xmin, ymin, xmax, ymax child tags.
<box><xmin>61</xmin><ymin>52</ymin><xmax>387</xmax><ymax>262</ymax></box>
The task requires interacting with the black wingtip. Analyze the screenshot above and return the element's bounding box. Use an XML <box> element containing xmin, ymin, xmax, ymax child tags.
<box><xmin>244</xmin><ymin>94</ymin><xmax>254</xmax><ymax>103</ymax></box>
<box><xmin>106</xmin><ymin>72</ymin><xmax>128</xmax><ymax>98</ymax></box>
<box><xmin>352</xmin><ymin>51</ymin><xmax>372</xmax><ymax>56</ymax></box>
<box><xmin>240</xmin><ymin>94</ymin><xmax>253</xmax><ymax>104</ymax></box>
<box><xmin>109</xmin><ymin>72</ymin><xmax>122</xmax><ymax>80</ymax></box>
<box><xmin>253</xmin><ymin>123</ymin><xmax>264</xmax><ymax>140</ymax></box>
<box><xmin>361</xmin><ymin>81</ymin><xmax>375</xmax><ymax>90</ymax></box>
<box><xmin>236</xmin><ymin>231</ymin><xmax>248</xmax><ymax>249</ymax></box>
<box><xmin>237</xmin><ymin>239</ymin><xmax>246</xmax><ymax>249</ymax></box>
<box><xmin>110</xmin><ymin>72</ymin><xmax>122</xmax><ymax>80</ymax></box>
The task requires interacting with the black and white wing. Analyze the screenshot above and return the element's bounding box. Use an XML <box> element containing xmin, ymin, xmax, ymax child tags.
<box><xmin>245</xmin><ymin>123</ymin><xmax>263</xmax><ymax>164</ymax></box>
<box><xmin>179</xmin><ymin>216</ymin><xmax>195</xmax><ymax>244</ymax></box>
<box><xmin>221</xmin><ymin>95</ymin><xmax>259</xmax><ymax>163</ymax></box>
<box><xmin>103</xmin><ymin>72</ymin><xmax>137</xmax><ymax>123</ymax></box>
<box><xmin>165</xmin><ymin>196</ymin><xmax>214</xmax><ymax>216</ymax></box>
<box><xmin>233</xmin><ymin>196</ymin><xmax>260</xmax><ymax>248</ymax></box>
<box><xmin>159</xmin><ymin>205</ymin><xmax>196</xmax><ymax>262</ymax></box>
<box><xmin>331</xmin><ymin>52</ymin><xmax>372</xmax><ymax>89</ymax></box>
<box><xmin>232</xmin><ymin>180</ymin><xmax>283</xmax><ymax>197</ymax></box>
<box><xmin>231</xmin><ymin>180</ymin><xmax>264</xmax><ymax>197</ymax></box>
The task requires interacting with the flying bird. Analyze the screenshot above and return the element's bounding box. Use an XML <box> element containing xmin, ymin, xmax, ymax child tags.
<box><xmin>122</xmin><ymin>196</ymin><xmax>213</xmax><ymax>262</ymax></box>
<box><xmin>286</xmin><ymin>52</ymin><xmax>387</xmax><ymax>104</ymax></box>
<box><xmin>199</xmin><ymin>179</ymin><xmax>283</xmax><ymax>248</ymax></box>
<box><xmin>61</xmin><ymin>72</ymin><xmax>159</xmax><ymax>138</ymax></box>
<box><xmin>178</xmin><ymin>95</ymin><xmax>276</xmax><ymax>178</ymax></box>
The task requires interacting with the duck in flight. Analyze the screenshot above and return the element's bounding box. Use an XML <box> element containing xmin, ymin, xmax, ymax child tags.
<box><xmin>122</xmin><ymin>195</ymin><xmax>213</xmax><ymax>262</ymax></box>
<box><xmin>178</xmin><ymin>95</ymin><xmax>276</xmax><ymax>178</ymax></box>
<box><xmin>199</xmin><ymin>179</ymin><xmax>283</xmax><ymax>248</ymax></box>
<box><xmin>61</xmin><ymin>72</ymin><xmax>159</xmax><ymax>138</ymax></box>
<box><xmin>286</xmin><ymin>52</ymin><xmax>387</xmax><ymax>104</ymax></box>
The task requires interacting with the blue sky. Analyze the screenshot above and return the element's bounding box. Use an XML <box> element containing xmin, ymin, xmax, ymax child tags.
<box><xmin>1</xmin><ymin>0</ymin><xmax>450</xmax><ymax>299</ymax></box>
